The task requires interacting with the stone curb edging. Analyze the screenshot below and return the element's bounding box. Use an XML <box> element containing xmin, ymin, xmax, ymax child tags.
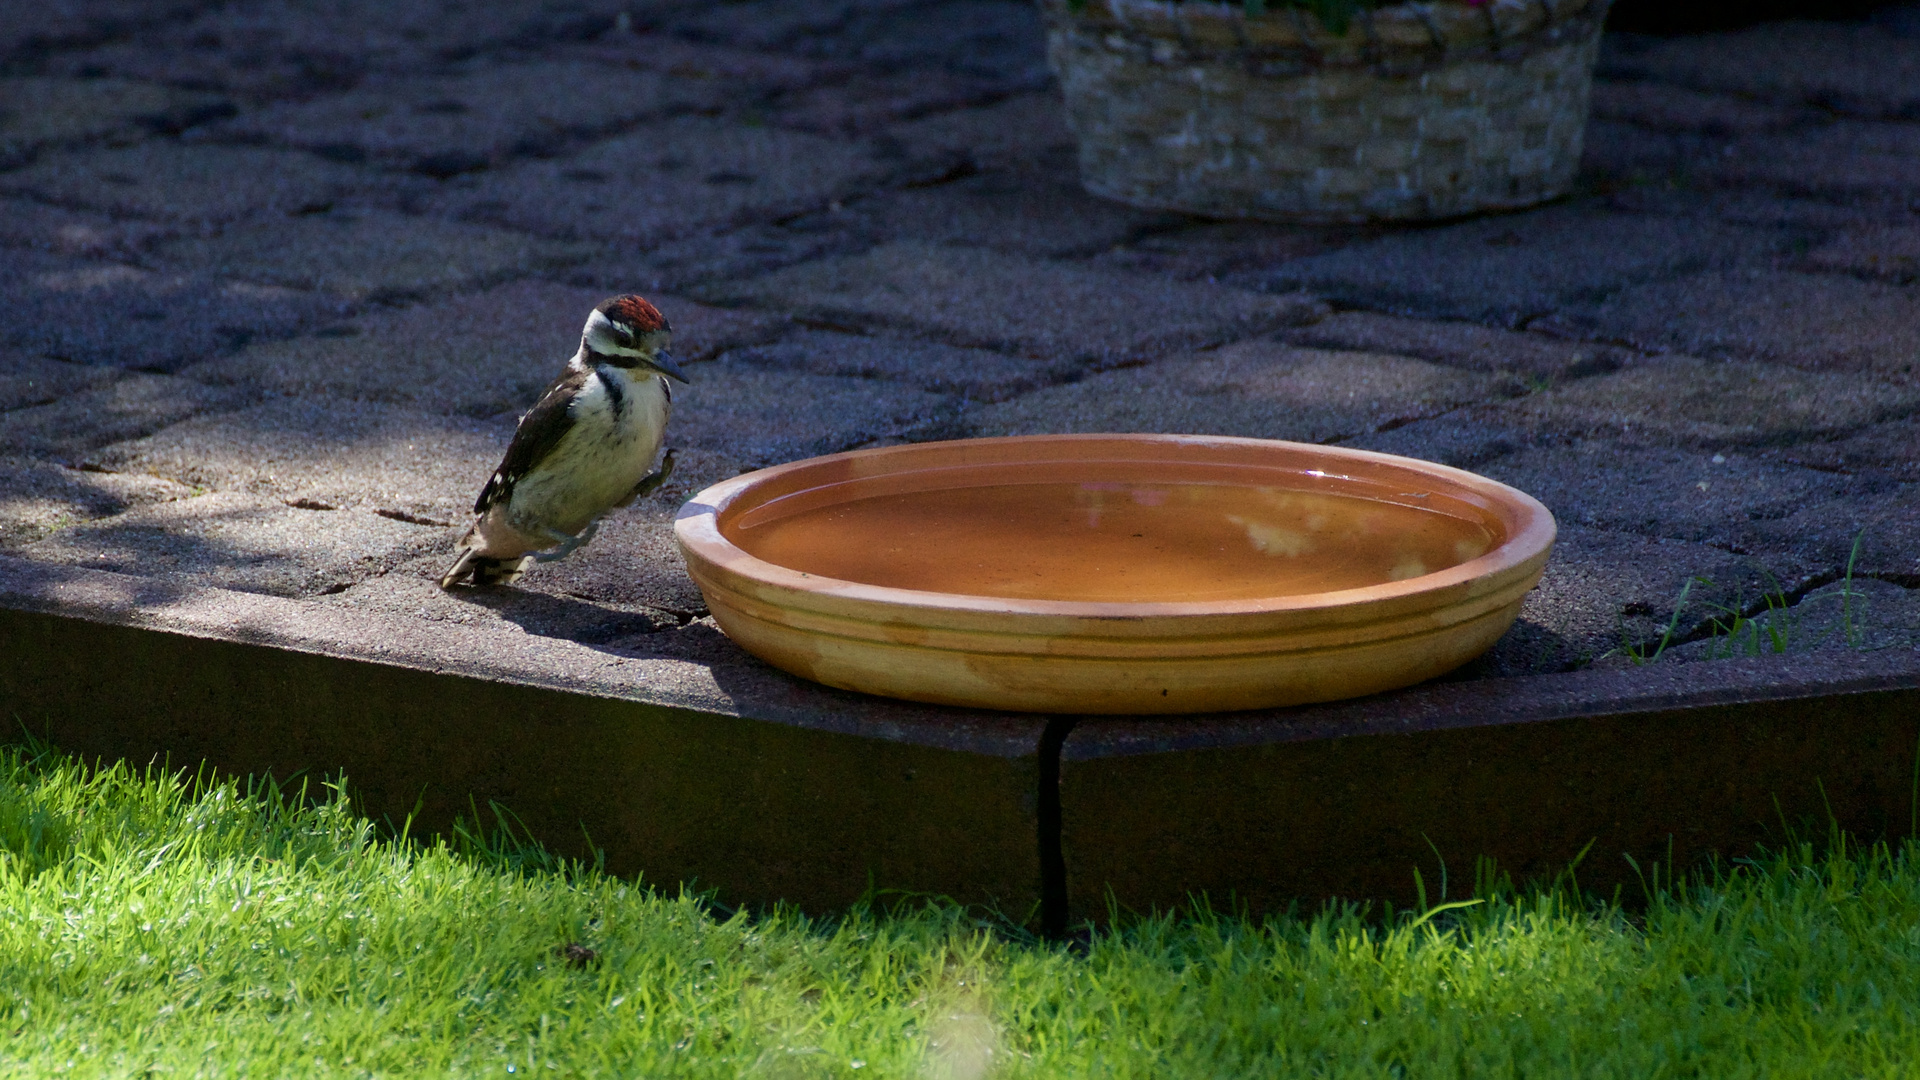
<box><xmin>1</xmin><ymin>554</ymin><xmax>1916</xmax><ymax>927</ymax></box>
<box><xmin>0</xmin><ymin>556</ymin><xmax>1050</xmax><ymax>918</ymax></box>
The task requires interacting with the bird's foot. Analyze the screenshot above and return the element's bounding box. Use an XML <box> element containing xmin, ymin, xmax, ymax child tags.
<box><xmin>531</xmin><ymin>520</ymin><xmax>601</xmax><ymax>563</ymax></box>
<box><xmin>617</xmin><ymin>448</ymin><xmax>678</xmax><ymax>507</ymax></box>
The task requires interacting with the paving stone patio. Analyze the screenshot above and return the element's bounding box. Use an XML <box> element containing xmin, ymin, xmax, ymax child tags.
<box><xmin>3</xmin><ymin>4</ymin><xmax>1918</xmax><ymax>736</ymax></box>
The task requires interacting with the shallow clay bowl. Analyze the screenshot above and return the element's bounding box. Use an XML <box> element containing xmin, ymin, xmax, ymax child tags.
<box><xmin>674</xmin><ymin>434</ymin><xmax>1555</xmax><ymax>715</ymax></box>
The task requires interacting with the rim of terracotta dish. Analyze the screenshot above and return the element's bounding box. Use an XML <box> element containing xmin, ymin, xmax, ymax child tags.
<box><xmin>674</xmin><ymin>434</ymin><xmax>1556</xmax><ymax>620</ymax></box>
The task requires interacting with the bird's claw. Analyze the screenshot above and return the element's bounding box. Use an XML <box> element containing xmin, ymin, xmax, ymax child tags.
<box><xmin>532</xmin><ymin>519</ymin><xmax>601</xmax><ymax>562</ymax></box>
<box><xmin>617</xmin><ymin>447</ymin><xmax>678</xmax><ymax>507</ymax></box>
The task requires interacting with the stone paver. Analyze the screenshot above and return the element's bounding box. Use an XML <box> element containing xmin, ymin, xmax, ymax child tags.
<box><xmin>567</xmin><ymin>215</ymin><xmax>873</xmax><ymax>294</ymax></box>
<box><xmin>0</xmin><ymin>198</ymin><xmax>173</xmax><ymax>260</ymax></box>
<box><xmin>1773</xmin><ymin>415</ymin><xmax>1920</xmax><ymax>483</ymax></box>
<box><xmin>0</xmin><ymin>0</ymin><xmax>202</xmax><ymax>64</ymax></box>
<box><xmin>320</xmin><ymin>553</ymin><xmax>685</xmax><ymax>642</ymax></box>
<box><xmin>766</xmin><ymin>0</ymin><xmax>1048</xmax><ymax>86</ymax></box>
<box><xmin>1089</xmin><ymin>220</ymin><xmax>1365</xmax><ymax>282</ymax></box>
<box><xmin>0</xmin><ymin>373</ymin><xmax>255</xmax><ymax>461</ymax></box>
<box><xmin>1745</xmin><ymin>484</ymin><xmax>1920</xmax><ymax>581</ymax></box>
<box><xmin>1499</xmin><ymin>356</ymin><xmax>1920</xmax><ymax>448</ymax></box>
<box><xmin>672</xmin><ymin>360</ymin><xmax>960</xmax><ymax>464</ymax></box>
<box><xmin>712</xmin><ymin>241</ymin><xmax>1326</xmax><ymax>363</ymax></box>
<box><xmin>87</xmin><ymin>398</ymin><xmax>511</xmax><ymax>525</ymax></box>
<box><xmin>1546</xmin><ymin>270</ymin><xmax>1920</xmax><ymax>379</ymax></box>
<box><xmin>433</xmin><ymin>117</ymin><xmax>889</xmax><ymax>245</ymax></box>
<box><xmin>724</xmin><ymin>329</ymin><xmax>1076</xmax><ymax>402</ymax></box>
<box><xmin>17</xmin><ymin>491</ymin><xmax>443</xmax><ymax>598</ymax></box>
<box><xmin>1804</xmin><ymin>223</ymin><xmax>1920</xmax><ymax>284</ymax></box>
<box><xmin>835</xmin><ymin>167</ymin><xmax>1179</xmax><ymax>258</ymax></box>
<box><xmin>0</xmin><ymin>456</ymin><xmax>190</xmax><ymax>550</ymax></box>
<box><xmin>50</xmin><ymin>27</ymin><xmax>379</xmax><ymax>105</ymax></box>
<box><xmin>971</xmin><ymin>341</ymin><xmax>1514</xmax><ymax>441</ymax></box>
<box><xmin>1340</xmin><ymin>410</ymin><xmax>1539</xmax><ymax>471</ymax></box>
<box><xmin>1603</xmin><ymin>21</ymin><xmax>1920</xmax><ymax>119</ymax></box>
<box><xmin>1575</xmin><ymin>118</ymin><xmax>1701</xmax><ymax>188</ymax></box>
<box><xmin>1465</xmin><ymin>524</ymin><xmax>1801</xmax><ymax>676</ymax></box>
<box><xmin>1586</xmin><ymin>78</ymin><xmax>1823</xmax><ymax>136</ymax></box>
<box><xmin>1</xmin><ymin>2</ymin><xmax>1916</xmax><ymax>727</ymax></box>
<box><xmin>0</xmin><ymin>76</ymin><xmax>229</xmax><ymax>166</ymax></box>
<box><xmin>50</xmin><ymin>0</ymin><xmax>625</xmax><ymax>99</ymax></box>
<box><xmin>1280</xmin><ymin>311</ymin><xmax>1624</xmax><ymax>380</ymax></box>
<box><xmin>1479</xmin><ymin>442</ymin><xmax>1861</xmax><ymax>557</ymax></box>
<box><xmin>568</xmin><ymin>32</ymin><xmax>830</xmax><ymax>97</ymax></box>
<box><xmin>662</xmin><ymin>0</ymin><xmax>937</xmax><ymax>56</ymax></box>
<box><xmin>598</xmin><ymin>614</ymin><xmax>751</xmax><ymax>667</ymax></box>
<box><xmin>1649</xmin><ymin>190</ymin><xmax>1888</xmax><ymax>232</ymax></box>
<box><xmin>879</xmin><ymin>91</ymin><xmax>1076</xmax><ymax>170</ymax></box>
<box><xmin>1665</xmin><ymin>578</ymin><xmax>1920</xmax><ymax>663</ymax></box>
<box><xmin>1248</xmin><ymin>203</ymin><xmax>1792</xmax><ymax>324</ymax></box>
<box><xmin>496</xmin><ymin>516</ymin><xmax>708</xmax><ymax>617</ymax></box>
<box><xmin>204</xmin><ymin>60</ymin><xmax>722</xmax><ymax>174</ymax></box>
<box><xmin>185</xmin><ymin>280</ymin><xmax>782</xmax><ymax>417</ymax></box>
<box><xmin>0</xmin><ymin>142</ymin><xmax>397</xmax><ymax>224</ymax></box>
<box><xmin>150</xmin><ymin>209</ymin><xmax>594</xmax><ymax>301</ymax></box>
<box><xmin>775</xmin><ymin>70</ymin><xmax>1015</xmax><ymax>137</ymax></box>
<box><xmin>1712</xmin><ymin>121</ymin><xmax>1920</xmax><ymax>199</ymax></box>
<box><xmin>1</xmin><ymin>248</ymin><xmax>339</xmax><ymax>371</ymax></box>
<box><xmin>0</xmin><ymin>353</ymin><xmax>120</xmax><ymax>412</ymax></box>
<box><xmin>91</xmin><ymin>369</ymin><xmax>945</xmax><ymax>521</ymax></box>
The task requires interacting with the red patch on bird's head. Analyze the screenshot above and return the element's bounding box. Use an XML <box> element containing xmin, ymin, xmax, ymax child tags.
<box><xmin>599</xmin><ymin>294</ymin><xmax>668</xmax><ymax>334</ymax></box>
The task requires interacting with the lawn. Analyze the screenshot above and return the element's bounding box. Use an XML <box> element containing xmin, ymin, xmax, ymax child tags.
<box><xmin>3</xmin><ymin>741</ymin><xmax>1920</xmax><ymax>1078</ymax></box>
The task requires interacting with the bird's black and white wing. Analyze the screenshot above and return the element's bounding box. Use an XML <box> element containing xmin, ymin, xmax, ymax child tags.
<box><xmin>474</xmin><ymin>367</ymin><xmax>589</xmax><ymax>516</ymax></box>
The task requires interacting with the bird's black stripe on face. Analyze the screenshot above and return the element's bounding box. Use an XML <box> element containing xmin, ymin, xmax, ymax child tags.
<box><xmin>583</xmin><ymin>343</ymin><xmax>635</xmax><ymax>368</ymax></box>
<box><xmin>598</xmin><ymin>367</ymin><xmax>626</xmax><ymax>416</ymax></box>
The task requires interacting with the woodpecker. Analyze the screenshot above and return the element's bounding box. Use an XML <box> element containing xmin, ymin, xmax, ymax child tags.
<box><xmin>440</xmin><ymin>294</ymin><xmax>687</xmax><ymax>588</ymax></box>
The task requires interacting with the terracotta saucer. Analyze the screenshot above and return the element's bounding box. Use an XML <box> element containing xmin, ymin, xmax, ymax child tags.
<box><xmin>674</xmin><ymin>434</ymin><xmax>1555</xmax><ymax>714</ymax></box>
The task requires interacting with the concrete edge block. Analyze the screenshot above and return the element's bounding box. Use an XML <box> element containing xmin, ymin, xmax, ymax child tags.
<box><xmin>7</xmin><ymin>555</ymin><xmax>1918</xmax><ymax>926</ymax></box>
<box><xmin>0</xmin><ymin>556</ymin><xmax>1048</xmax><ymax>917</ymax></box>
<box><xmin>1062</xmin><ymin>648</ymin><xmax>1920</xmax><ymax>920</ymax></box>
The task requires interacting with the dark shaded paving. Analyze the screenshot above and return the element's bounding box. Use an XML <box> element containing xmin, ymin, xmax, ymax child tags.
<box><xmin>2</xmin><ymin>0</ymin><xmax>1917</xmax><ymax>682</ymax></box>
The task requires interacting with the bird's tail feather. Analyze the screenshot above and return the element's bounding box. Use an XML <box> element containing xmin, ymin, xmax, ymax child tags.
<box><xmin>439</xmin><ymin>547</ymin><xmax>529</xmax><ymax>589</ymax></box>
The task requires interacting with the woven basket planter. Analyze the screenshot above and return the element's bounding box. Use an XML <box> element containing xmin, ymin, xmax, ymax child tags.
<box><xmin>1039</xmin><ymin>0</ymin><xmax>1611</xmax><ymax>222</ymax></box>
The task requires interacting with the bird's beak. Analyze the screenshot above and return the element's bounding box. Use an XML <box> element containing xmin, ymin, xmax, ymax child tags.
<box><xmin>647</xmin><ymin>349</ymin><xmax>689</xmax><ymax>383</ymax></box>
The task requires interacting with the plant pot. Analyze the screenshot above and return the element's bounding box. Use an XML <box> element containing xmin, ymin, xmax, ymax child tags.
<box><xmin>1038</xmin><ymin>0</ymin><xmax>1612</xmax><ymax>222</ymax></box>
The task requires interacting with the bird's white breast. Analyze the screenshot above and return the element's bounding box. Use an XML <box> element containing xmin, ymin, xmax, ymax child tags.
<box><xmin>509</xmin><ymin>365</ymin><xmax>670</xmax><ymax>537</ymax></box>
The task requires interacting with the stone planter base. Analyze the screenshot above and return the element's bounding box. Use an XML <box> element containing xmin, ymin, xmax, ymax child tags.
<box><xmin>1041</xmin><ymin>0</ymin><xmax>1610</xmax><ymax>222</ymax></box>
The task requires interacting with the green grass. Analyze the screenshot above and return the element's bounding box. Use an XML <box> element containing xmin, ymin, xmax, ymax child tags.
<box><xmin>6</xmin><ymin>743</ymin><xmax>1920</xmax><ymax>1077</ymax></box>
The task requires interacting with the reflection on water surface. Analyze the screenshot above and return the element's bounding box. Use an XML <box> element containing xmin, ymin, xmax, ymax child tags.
<box><xmin>729</xmin><ymin>482</ymin><xmax>1495</xmax><ymax>602</ymax></box>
